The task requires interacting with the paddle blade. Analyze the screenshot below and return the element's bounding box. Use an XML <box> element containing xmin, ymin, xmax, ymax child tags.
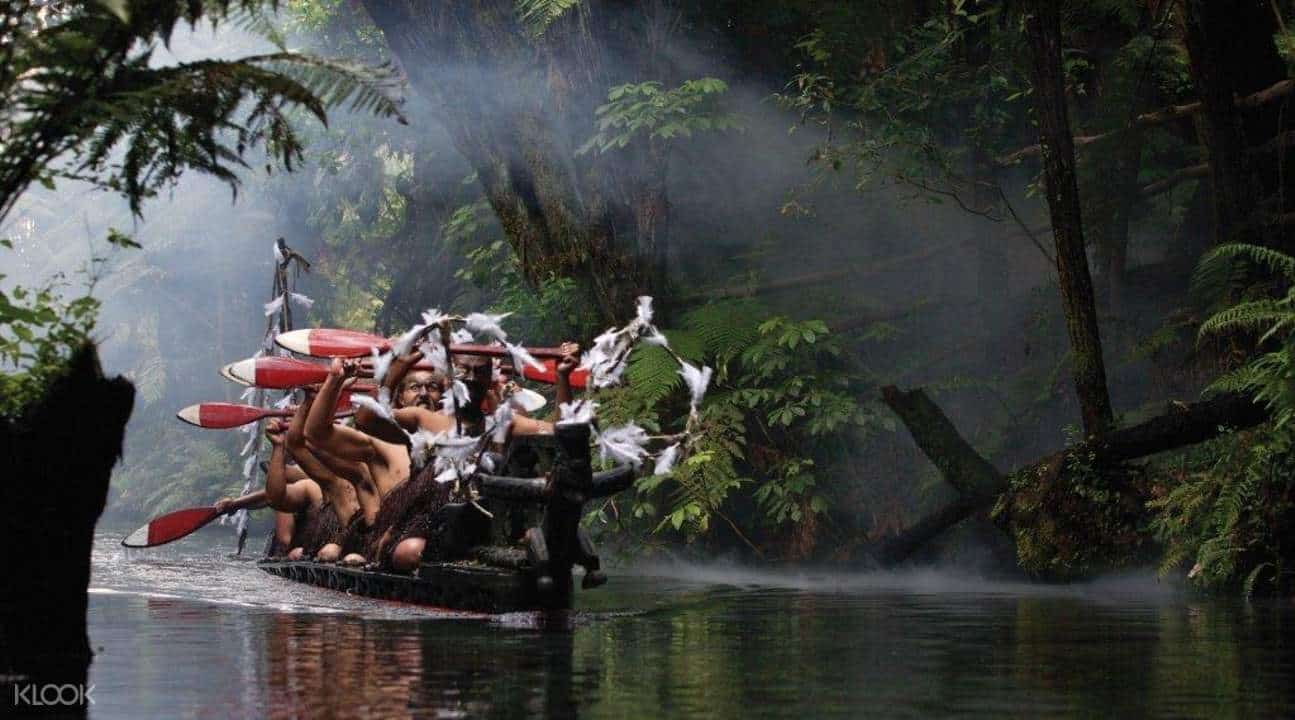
<box><xmin>121</xmin><ymin>507</ymin><xmax>220</xmax><ymax>548</ymax></box>
<box><xmin>276</xmin><ymin>328</ymin><xmax>388</xmax><ymax>358</ymax></box>
<box><xmin>521</xmin><ymin>360</ymin><xmax>589</xmax><ymax>389</ymax></box>
<box><xmin>227</xmin><ymin>356</ymin><xmax>329</xmax><ymax>388</ymax></box>
<box><xmin>177</xmin><ymin>402</ymin><xmax>269</xmax><ymax>429</ymax></box>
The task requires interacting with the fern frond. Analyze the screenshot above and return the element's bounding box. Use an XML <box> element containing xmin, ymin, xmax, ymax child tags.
<box><xmin>1198</xmin><ymin>299</ymin><xmax>1291</xmax><ymax>340</ymax></box>
<box><xmin>515</xmin><ymin>0</ymin><xmax>581</xmax><ymax>37</ymax></box>
<box><xmin>1193</xmin><ymin>243</ymin><xmax>1295</xmax><ymax>303</ymax></box>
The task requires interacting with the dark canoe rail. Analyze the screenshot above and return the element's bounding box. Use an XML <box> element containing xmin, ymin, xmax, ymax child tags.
<box><xmin>259</xmin><ymin>557</ymin><xmax>540</xmax><ymax>613</ymax></box>
<box><xmin>262</xmin><ymin>422</ymin><xmax>638</xmax><ymax>611</ymax></box>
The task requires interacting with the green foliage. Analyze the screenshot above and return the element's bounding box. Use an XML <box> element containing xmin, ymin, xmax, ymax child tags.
<box><xmin>0</xmin><ymin>266</ymin><xmax>104</xmax><ymax>417</ymax></box>
<box><xmin>0</xmin><ymin>0</ymin><xmax>406</xmax><ymax>220</ymax></box>
<box><xmin>993</xmin><ymin>436</ymin><xmax>1153</xmax><ymax>580</ymax></box>
<box><xmin>515</xmin><ymin>0</ymin><xmax>581</xmax><ymax>38</ymax></box>
<box><xmin>1148</xmin><ymin>429</ymin><xmax>1295</xmax><ymax>595</ymax></box>
<box><xmin>605</xmin><ymin>300</ymin><xmax>887</xmax><ymax>556</ymax></box>
<box><xmin>578</xmin><ymin>78</ymin><xmax>742</xmax><ymax>156</ymax></box>
<box><xmin>454</xmin><ymin>215</ymin><xmax>600</xmax><ymax>341</ymax></box>
<box><xmin>1197</xmin><ymin>245</ymin><xmax>1295</xmax><ymax>428</ymax></box>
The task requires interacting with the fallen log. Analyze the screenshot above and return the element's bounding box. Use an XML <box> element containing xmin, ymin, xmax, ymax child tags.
<box><xmin>871</xmin><ymin>386</ymin><xmax>1269</xmax><ymax>566</ymax></box>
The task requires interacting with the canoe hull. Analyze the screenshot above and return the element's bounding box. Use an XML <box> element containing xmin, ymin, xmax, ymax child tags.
<box><xmin>258</xmin><ymin>558</ymin><xmax>550</xmax><ymax>613</ymax></box>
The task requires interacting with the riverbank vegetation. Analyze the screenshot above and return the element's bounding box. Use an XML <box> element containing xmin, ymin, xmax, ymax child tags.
<box><xmin>6</xmin><ymin>0</ymin><xmax>1295</xmax><ymax>596</ymax></box>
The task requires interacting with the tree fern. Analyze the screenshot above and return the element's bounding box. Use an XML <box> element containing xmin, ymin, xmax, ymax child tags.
<box><xmin>1</xmin><ymin>0</ymin><xmax>407</xmax><ymax>220</ymax></box>
<box><xmin>515</xmin><ymin>0</ymin><xmax>581</xmax><ymax>37</ymax></box>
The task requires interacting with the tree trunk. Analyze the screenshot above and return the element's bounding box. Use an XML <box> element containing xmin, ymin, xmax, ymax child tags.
<box><xmin>873</xmin><ymin>385</ymin><xmax>1269</xmax><ymax>566</ymax></box>
<box><xmin>1179</xmin><ymin>0</ymin><xmax>1272</xmax><ymax>246</ymax></box>
<box><xmin>1024</xmin><ymin>2</ymin><xmax>1115</xmax><ymax>436</ymax></box>
<box><xmin>1</xmin><ymin>346</ymin><xmax>134</xmax><ymax>713</ymax></box>
<box><xmin>359</xmin><ymin>0</ymin><xmax>677</xmax><ymax>324</ymax></box>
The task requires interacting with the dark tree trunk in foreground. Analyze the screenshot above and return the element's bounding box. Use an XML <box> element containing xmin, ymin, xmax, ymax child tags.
<box><xmin>1</xmin><ymin>345</ymin><xmax>134</xmax><ymax>716</ymax></box>
<box><xmin>1179</xmin><ymin>0</ymin><xmax>1271</xmax><ymax>246</ymax></box>
<box><xmin>873</xmin><ymin>386</ymin><xmax>1268</xmax><ymax>566</ymax></box>
<box><xmin>359</xmin><ymin>0</ymin><xmax>677</xmax><ymax>323</ymax></box>
<box><xmin>1024</xmin><ymin>2</ymin><xmax>1115</xmax><ymax>436</ymax></box>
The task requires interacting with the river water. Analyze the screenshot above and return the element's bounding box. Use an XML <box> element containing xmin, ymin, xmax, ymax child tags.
<box><xmin>86</xmin><ymin>527</ymin><xmax>1295</xmax><ymax>719</ymax></box>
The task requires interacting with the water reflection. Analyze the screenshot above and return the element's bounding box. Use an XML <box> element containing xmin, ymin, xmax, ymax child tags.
<box><xmin>86</xmin><ymin>546</ymin><xmax>1295</xmax><ymax>719</ymax></box>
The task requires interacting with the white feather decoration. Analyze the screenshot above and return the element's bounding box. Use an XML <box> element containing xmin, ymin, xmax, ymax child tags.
<box><xmin>465</xmin><ymin>312</ymin><xmax>511</xmax><ymax>342</ymax></box>
<box><xmin>242</xmin><ymin>454</ymin><xmax>257</xmax><ymax>479</ymax></box>
<box><xmin>421</xmin><ymin>342</ymin><xmax>450</xmax><ymax>375</ymax></box>
<box><xmin>434</xmin><ymin>466</ymin><xmax>459</xmax><ymax>484</ymax></box>
<box><xmin>239</xmin><ymin>386</ymin><xmax>256</xmax><ymax>403</ymax></box>
<box><xmin>678</xmin><ymin>362</ymin><xmax>714</xmax><ymax>409</ymax></box>
<box><xmin>370</xmin><ymin>347</ymin><xmax>394</xmax><ymax>385</ymax></box>
<box><xmin>263</xmin><ymin>294</ymin><xmax>285</xmax><ymax>317</ymax></box>
<box><xmin>272</xmin><ymin>241</ymin><xmax>284</xmax><ymax>263</ymax></box>
<box><xmin>558</xmin><ymin>400</ymin><xmax>598</xmax><ymax>426</ymax></box>
<box><xmin>452</xmin><ymin>328</ymin><xmax>474</xmax><ymax>345</ymax></box>
<box><xmin>653</xmin><ymin>443</ymin><xmax>681</xmax><ymax>476</ymax></box>
<box><xmin>273</xmin><ymin>393</ymin><xmax>293</xmax><ymax>409</ymax></box>
<box><xmin>290</xmin><ymin>292</ymin><xmax>314</xmax><ymax>310</ymax></box>
<box><xmin>488</xmin><ymin>402</ymin><xmax>514</xmax><ymax>444</ymax></box>
<box><xmin>644</xmin><ymin>327</ymin><xmax>670</xmax><ymax>347</ymax></box>
<box><xmin>596</xmin><ymin>423</ymin><xmax>650</xmax><ymax>469</ymax></box>
<box><xmin>407</xmin><ymin>429</ymin><xmax>443</xmax><ymax>468</ymax></box>
<box><xmin>636</xmin><ymin>296</ymin><xmax>654</xmax><ymax>325</ymax></box>
<box><xmin>504</xmin><ymin>341</ymin><xmax>545</xmax><ymax>373</ymax></box>
<box><xmin>439</xmin><ymin>380</ymin><xmax>471</xmax><ymax>415</ymax></box>
<box><xmin>351</xmin><ymin>394</ymin><xmax>395</xmax><ymax>424</ymax></box>
<box><xmin>391</xmin><ymin>323</ymin><xmax>428</xmax><ymax>357</ymax></box>
<box><xmin>240</xmin><ymin>431</ymin><xmax>258</xmax><ymax>455</ymax></box>
<box><xmin>421</xmin><ymin>308</ymin><xmax>447</xmax><ymax>327</ymax></box>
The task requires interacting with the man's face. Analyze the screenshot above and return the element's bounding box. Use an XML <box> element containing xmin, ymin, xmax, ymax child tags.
<box><xmin>397</xmin><ymin>371</ymin><xmax>441</xmax><ymax>409</ymax></box>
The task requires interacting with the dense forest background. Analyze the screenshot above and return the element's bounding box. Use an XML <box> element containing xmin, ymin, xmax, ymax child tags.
<box><xmin>5</xmin><ymin>0</ymin><xmax>1295</xmax><ymax>595</ymax></box>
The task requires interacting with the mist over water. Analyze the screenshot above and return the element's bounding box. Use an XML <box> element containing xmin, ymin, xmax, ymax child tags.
<box><xmin>87</xmin><ymin>528</ymin><xmax>1295</xmax><ymax>719</ymax></box>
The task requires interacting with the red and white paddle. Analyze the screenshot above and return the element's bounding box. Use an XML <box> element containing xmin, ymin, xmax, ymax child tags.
<box><xmin>223</xmin><ymin>356</ymin><xmax>379</xmax><ymax>392</ymax></box>
<box><xmin>276</xmin><ymin>328</ymin><xmax>567</xmax><ymax>360</ymax></box>
<box><xmin>176</xmin><ymin>400</ymin><xmax>356</xmax><ymax>429</ymax></box>
<box><xmin>274</xmin><ymin>329</ymin><xmax>589</xmax><ymax>387</ymax></box>
<box><xmin>120</xmin><ymin>506</ymin><xmax>224</xmax><ymax>548</ymax></box>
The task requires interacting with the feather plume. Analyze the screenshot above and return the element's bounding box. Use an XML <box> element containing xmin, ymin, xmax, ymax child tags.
<box><xmin>504</xmin><ymin>341</ymin><xmax>546</xmax><ymax>373</ymax></box>
<box><xmin>273</xmin><ymin>393</ymin><xmax>293</xmax><ymax>409</ymax></box>
<box><xmin>596</xmin><ymin>423</ymin><xmax>650</xmax><ymax>468</ymax></box>
<box><xmin>439</xmin><ymin>380</ymin><xmax>471</xmax><ymax>415</ymax></box>
<box><xmin>239</xmin><ymin>386</ymin><xmax>256</xmax><ymax>403</ymax></box>
<box><xmin>643</xmin><ymin>327</ymin><xmax>670</xmax><ymax>347</ymax></box>
<box><xmin>391</xmin><ymin>323</ymin><xmax>428</xmax><ymax>357</ymax></box>
<box><xmin>452</xmin><ymin>328</ymin><xmax>474</xmax><ymax>345</ymax></box>
<box><xmin>370</xmin><ymin>347</ymin><xmax>393</xmax><ymax>385</ymax></box>
<box><xmin>636</xmin><ymin>296</ymin><xmax>654</xmax><ymax>325</ymax></box>
<box><xmin>418</xmin><ymin>340</ymin><xmax>450</xmax><ymax>374</ymax></box>
<box><xmin>465</xmin><ymin>312</ymin><xmax>511</xmax><ymax>342</ymax></box>
<box><xmin>678</xmin><ymin>362</ymin><xmax>713</xmax><ymax>409</ymax></box>
<box><xmin>272</xmin><ymin>241</ymin><xmax>284</xmax><ymax>263</ymax></box>
<box><xmin>653</xmin><ymin>443</ymin><xmax>681</xmax><ymax>476</ymax></box>
<box><xmin>240</xmin><ymin>431</ymin><xmax>258</xmax><ymax>456</ymax></box>
<box><xmin>263</xmin><ymin>294</ymin><xmax>285</xmax><ymax>317</ymax></box>
<box><xmin>488</xmin><ymin>402</ymin><xmax>514</xmax><ymax>444</ymax></box>
<box><xmin>407</xmin><ymin>429</ymin><xmax>443</xmax><ymax>468</ymax></box>
<box><xmin>421</xmin><ymin>308</ymin><xmax>447</xmax><ymax>327</ymax></box>
<box><xmin>558</xmin><ymin>399</ymin><xmax>598</xmax><ymax>425</ymax></box>
<box><xmin>242</xmin><ymin>454</ymin><xmax>257</xmax><ymax>479</ymax></box>
<box><xmin>351</xmin><ymin>393</ymin><xmax>395</xmax><ymax>424</ymax></box>
<box><xmin>289</xmin><ymin>292</ymin><xmax>314</xmax><ymax>310</ymax></box>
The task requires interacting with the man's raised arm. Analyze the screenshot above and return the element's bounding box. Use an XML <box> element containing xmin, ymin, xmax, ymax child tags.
<box><xmin>304</xmin><ymin>358</ymin><xmax>376</xmax><ymax>462</ymax></box>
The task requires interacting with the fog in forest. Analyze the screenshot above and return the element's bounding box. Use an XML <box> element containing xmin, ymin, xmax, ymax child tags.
<box><xmin>2</xmin><ymin>7</ymin><xmax>1171</xmax><ymax>563</ymax></box>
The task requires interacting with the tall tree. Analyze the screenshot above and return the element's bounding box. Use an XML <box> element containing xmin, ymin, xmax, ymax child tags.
<box><xmin>1024</xmin><ymin>1</ymin><xmax>1115</xmax><ymax>435</ymax></box>
<box><xmin>358</xmin><ymin>0</ymin><xmax>679</xmax><ymax>323</ymax></box>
